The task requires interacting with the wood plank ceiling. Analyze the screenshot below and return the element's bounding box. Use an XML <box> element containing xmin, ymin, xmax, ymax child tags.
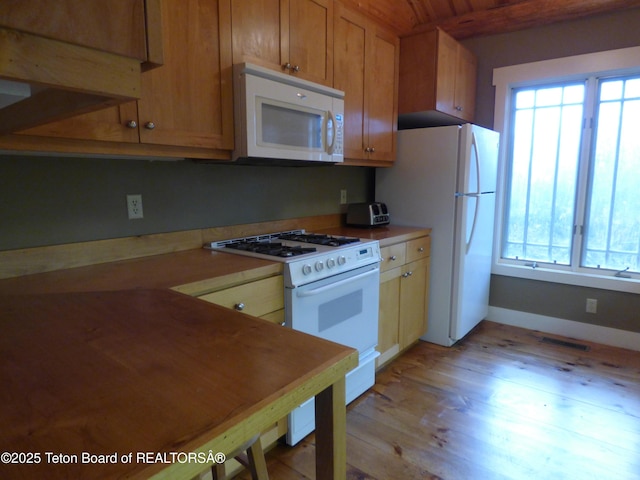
<box><xmin>342</xmin><ymin>0</ymin><xmax>640</xmax><ymax>38</ymax></box>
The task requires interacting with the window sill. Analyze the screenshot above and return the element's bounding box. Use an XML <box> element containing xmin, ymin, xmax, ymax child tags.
<box><xmin>492</xmin><ymin>262</ymin><xmax>640</xmax><ymax>294</ymax></box>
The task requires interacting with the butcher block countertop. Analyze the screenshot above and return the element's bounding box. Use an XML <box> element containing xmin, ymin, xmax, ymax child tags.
<box><xmin>0</xmin><ymin>248</ymin><xmax>283</xmax><ymax>296</ymax></box>
<box><xmin>319</xmin><ymin>225</ymin><xmax>431</xmax><ymax>248</ymax></box>
<box><xmin>0</xmin><ymin>289</ymin><xmax>357</xmax><ymax>479</ymax></box>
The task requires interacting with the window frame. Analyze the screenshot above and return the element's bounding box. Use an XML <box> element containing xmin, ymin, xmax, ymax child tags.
<box><xmin>492</xmin><ymin>46</ymin><xmax>640</xmax><ymax>294</ymax></box>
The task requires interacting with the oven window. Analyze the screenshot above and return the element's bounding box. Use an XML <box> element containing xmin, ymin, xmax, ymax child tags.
<box><xmin>318</xmin><ymin>290</ymin><xmax>362</xmax><ymax>332</ymax></box>
<box><xmin>261</xmin><ymin>103</ymin><xmax>322</xmax><ymax>148</ymax></box>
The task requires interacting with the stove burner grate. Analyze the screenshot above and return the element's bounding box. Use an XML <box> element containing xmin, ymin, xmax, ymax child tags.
<box><xmin>224</xmin><ymin>241</ymin><xmax>317</xmax><ymax>258</ymax></box>
<box><xmin>277</xmin><ymin>233</ymin><xmax>360</xmax><ymax>247</ymax></box>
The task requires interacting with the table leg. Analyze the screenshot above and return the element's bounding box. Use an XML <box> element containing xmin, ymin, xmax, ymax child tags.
<box><xmin>314</xmin><ymin>376</ymin><xmax>347</xmax><ymax>480</ymax></box>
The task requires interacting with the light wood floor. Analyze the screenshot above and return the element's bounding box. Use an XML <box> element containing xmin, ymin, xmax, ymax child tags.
<box><xmin>238</xmin><ymin>321</ymin><xmax>640</xmax><ymax>479</ymax></box>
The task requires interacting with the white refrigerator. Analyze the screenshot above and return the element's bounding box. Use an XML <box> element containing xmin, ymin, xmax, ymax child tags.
<box><xmin>376</xmin><ymin>124</ymin><xmax>499</xmax><ymax>347</ymax></box>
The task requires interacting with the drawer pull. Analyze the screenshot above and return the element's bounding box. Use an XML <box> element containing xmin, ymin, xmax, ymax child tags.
<box><xmin>418</xmin><ymin>247</ymin><xmax>424</xmax><ymax>252</ymax></box>
<box><xmin>234</xmin><ymin>302</ymin><xmax>245</xmax><ymax>311</ymax></box>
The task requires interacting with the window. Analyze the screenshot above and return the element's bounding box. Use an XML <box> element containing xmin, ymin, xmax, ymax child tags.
<box><xmin>583</xmin><ymin>77</ymin><xmax>640</xmax><ymax>273</ymax></box>
<box><xmin>493</xmin><ymin>47</ymin><xmax>640</xmax><ymax>290</ymax></box>
<box><xmin>504</xmin><ymin>83</ymin><xmax>584</xmax><ymax>266</ymax></box>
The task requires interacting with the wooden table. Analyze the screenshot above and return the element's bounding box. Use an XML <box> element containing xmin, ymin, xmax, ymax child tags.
<box><xmin>0</xmin><ymin>289</ymin><xmax>358</xmax><ymax>479</ymax></box>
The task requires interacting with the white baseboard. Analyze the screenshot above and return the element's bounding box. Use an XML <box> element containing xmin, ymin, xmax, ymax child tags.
<box><xmin>488</xmin><ymin>306</ymin><xmax>640</xmax><ymax>352</ymax></box>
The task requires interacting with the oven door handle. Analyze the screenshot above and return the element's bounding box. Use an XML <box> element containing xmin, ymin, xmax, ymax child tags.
<box><xmin>296</xmin><ymin>267</ymin><xmax>379</xmax><ymax>297</ymax></box>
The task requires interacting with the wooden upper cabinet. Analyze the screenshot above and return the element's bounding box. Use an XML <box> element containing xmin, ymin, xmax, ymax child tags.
<box><xmin>399</xmin><ymin>28</ymin><xmax>477</xmax><ymax>125</ymax></box>
<box><xmin>453</xmin><ymin>42</ymin><xmax>477</xmax><ymax>122</ymax></box>
<box><xmin>366</xmin><ymin>26</ymin><xmax>399</xmax><ymax>164</ymax></box>
<box><xmin>17</xmin><ymin>0</ymin><xmax>234</xmax><ymax>154</ymax></box>
<box><xmin>231</xmin><ymin>0</ymin><xmax>333</xmax><ymax>86</ymax></box>
<box><xmin>0</xmin><ymin>1</ymin><xmax>162</xmax><ymax>135</ymax></box>
<box><xmin>0</xmin><ymin>1</ymin><xmax>147</xmax><ymax>60</ymax></box>
<box><xmin>334</xmin><ymin>4</ymin><xmax>398</xmax><ymax>166</ymax></box>
<box><xmin>136</xmin><ymin>0</ymin><xmax>233</xmax><ymax>149</ymax></box>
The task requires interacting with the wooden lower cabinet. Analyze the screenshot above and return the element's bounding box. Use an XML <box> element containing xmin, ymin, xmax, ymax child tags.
<box><xmin>377</xmin><ymin>235</ymin><xmax>430</xmax><ymax>368</ymax></box>
<box><xmin>196</xmin><ymin>273</ymin><xmax>285</xmax><ymax>475</ymax></box>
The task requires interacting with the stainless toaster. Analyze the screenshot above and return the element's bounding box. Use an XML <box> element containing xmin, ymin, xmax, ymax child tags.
<box><xmin>346</xmin><ymin>202</ymin><xmax>390</xmax><ymax>227</ymax></box>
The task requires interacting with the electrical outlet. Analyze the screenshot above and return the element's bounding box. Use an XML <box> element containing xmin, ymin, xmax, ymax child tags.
<box><xmin>586</xmin><ymin>298</ymin><xmax>597</xmax><ymax>314</ymax></box>
<box><xmin>340</xmin><ymin>189</ymin><xmax>347</xmax><ymax>205</ymax></box>
<box><xmin>126</xmin><ymin>194</ymin><xmax>144</xmax><ymax>220</ymax></box>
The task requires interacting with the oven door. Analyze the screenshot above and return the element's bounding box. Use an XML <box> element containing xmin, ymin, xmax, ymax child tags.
<box><xmin>285</xmin><ymin>262</ymin><xmax>380</xmax><ymax>445</ymax></box>
<box><xmin>285</xmin><ymin>262</ymin><xmax>380</xmax><ymax>354</ymax></box>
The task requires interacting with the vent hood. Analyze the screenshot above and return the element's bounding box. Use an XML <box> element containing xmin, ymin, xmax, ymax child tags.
<box><xmin>0</xmin><ymin>2</ymin><xmax>162</xmax><ymax>135</ymax></box>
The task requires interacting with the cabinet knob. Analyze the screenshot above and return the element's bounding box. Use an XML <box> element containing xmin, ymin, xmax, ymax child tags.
<box><xmin>234</xmin><ymin>302</ymin><xmax>245</xmax><ymax>311</ymax></box>
<box><xmin>455</xmin><ymin>106</ymin><xmax>463</xmax><ymax>111</ymax></box>
<box><xmin>144</xmin><ymin>122</ymin><xmax>156</xmax><ymax>130</ymax></box>
<box><xmin>284</xmin><ymin>63</ymin><xmax>301</xmax><ymax>73</ymax></box>
<box><xmin>125</xmin><ymin>120</ymin><xmax>137</xmax><ymax>129</ymax></box>
<box><xmin>390</xmin><ymin>255</ymin><xmax>397</xmax><ymax>261</ymax></box>
<box><xmin>418</xmin><ymin>247</ymin><xmax>424</xmax><ymax>252</ymax></box>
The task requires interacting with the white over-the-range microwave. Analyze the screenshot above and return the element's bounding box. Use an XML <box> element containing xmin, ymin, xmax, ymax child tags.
<box><xmin>233</xmin><ymin>63</ymin><xmax>344</xmax><ymax>164</ymax></box>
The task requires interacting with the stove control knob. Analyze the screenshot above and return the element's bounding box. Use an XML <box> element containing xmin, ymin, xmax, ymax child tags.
<box><xmin>326</xmin><ymin>258</ymin><xmax>336</xmax><ymax>269</ymax></box>
<box><xmin>302</xmin><ymin>264</ymin><xmax>312</xmax><ymax>275</ymax></box>
<box><xmin>315</xmin><ymin>260</ymin><xmax>324</xmax><ymax>272</ymax></box>
<box><xmin>337</xmin><ymin>255</ymin><xmax>347</xmax><ymax>266</ymax></box>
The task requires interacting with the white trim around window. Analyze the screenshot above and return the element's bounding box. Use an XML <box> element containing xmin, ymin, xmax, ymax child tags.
<box><xmin>492</xmin><ymin>46</ymin><xmax>640</xmax><ymax>294</ymax></box>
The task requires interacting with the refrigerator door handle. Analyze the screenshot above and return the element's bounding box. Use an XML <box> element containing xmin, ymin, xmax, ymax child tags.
<box><xmin>471</xmin><ymin>130</ymin><xmax>481</xmax><ymax>194</ymax></box>
<box><xmin>465</xmin><ymin>195</ymin><xmax>479</xmax><ymax>254</ymax></box>
<box><xmin>464</xmin><ymin>131</ymin><xmax>482</xmax><ymax>252</ymax></box>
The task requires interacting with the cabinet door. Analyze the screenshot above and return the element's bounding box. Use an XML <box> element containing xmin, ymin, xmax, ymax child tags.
<box><xmin>231</xmin><ymin>0</ymin><xmax>332</xmax><ymax>86</ymax></box>
<box><xmin>377</xmin><ymin>266</ymin><xmax>401</xmax><ymax>366</ymax></box>
<box><xmin>365</xmin><ymin>25</ymin><xmax>398</xmax><ymax>163</ymax></box>
<box><xmin>138</xmin><ymin>0</ymin><xmax>234</xmax><ymax>149</ymax></box>
<box><xmin>454</xmin><ymin>44</ymin><xmax>477</xmax><ymax>122</ymax></box>
<box><xmin>231</xmin><ymin>0</ymin><xmax>285</xmax><ymax>69</ymax></box>
<box><xmin>435</xmin><ymin>29</ymin><xmax>458</xmax><ymax>118</ymax></box>
<box><xmin>333</xmin><ymin>3</ymin><xmax>366</xmax><ymax>160</ymax></box>
<box><xmin>287</xmin><ymin>0</ymin><xmax>333</xmax><ymax>86</ymax></box>
<box><xmin>334</xmin><ymin>4</ymin><xmax>398</xmax><ymax>165</ymax></box>
<box><xmin>399</xmin><ymin>258</ymin><xmax>429</xmax><ymax>349</ymax></box>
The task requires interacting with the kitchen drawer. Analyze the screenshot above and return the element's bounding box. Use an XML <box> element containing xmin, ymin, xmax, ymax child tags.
<box><xmin>199</xmin><ymin>275</ymin><xmax>284</xmax><ymax>318</ymax></box>
<box><xmin>380</xmin><ymin>243</ymin><xmax>406</xmax><ymax>272</ymax></box>
<box><xmin>406</xmin><ymin>236</ymin><xmax>430</xmax><ymax>263</ymax></box>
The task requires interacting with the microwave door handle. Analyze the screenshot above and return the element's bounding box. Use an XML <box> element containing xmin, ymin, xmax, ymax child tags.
<box><xmin>326</xmin><ymin>110</ymin><xmax>336</xmax><ymax>155</ymax></box>
<box><xmin>297</xmin><ymin>267</ymin><xmax>378</xmax><ymax>297</ymax></box>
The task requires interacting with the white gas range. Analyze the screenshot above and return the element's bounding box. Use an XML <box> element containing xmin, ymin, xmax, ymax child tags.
<box><xmin>207</xmin><ymin>230</ymin><xmax>381</xmax><ymax>445</ymax></box>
